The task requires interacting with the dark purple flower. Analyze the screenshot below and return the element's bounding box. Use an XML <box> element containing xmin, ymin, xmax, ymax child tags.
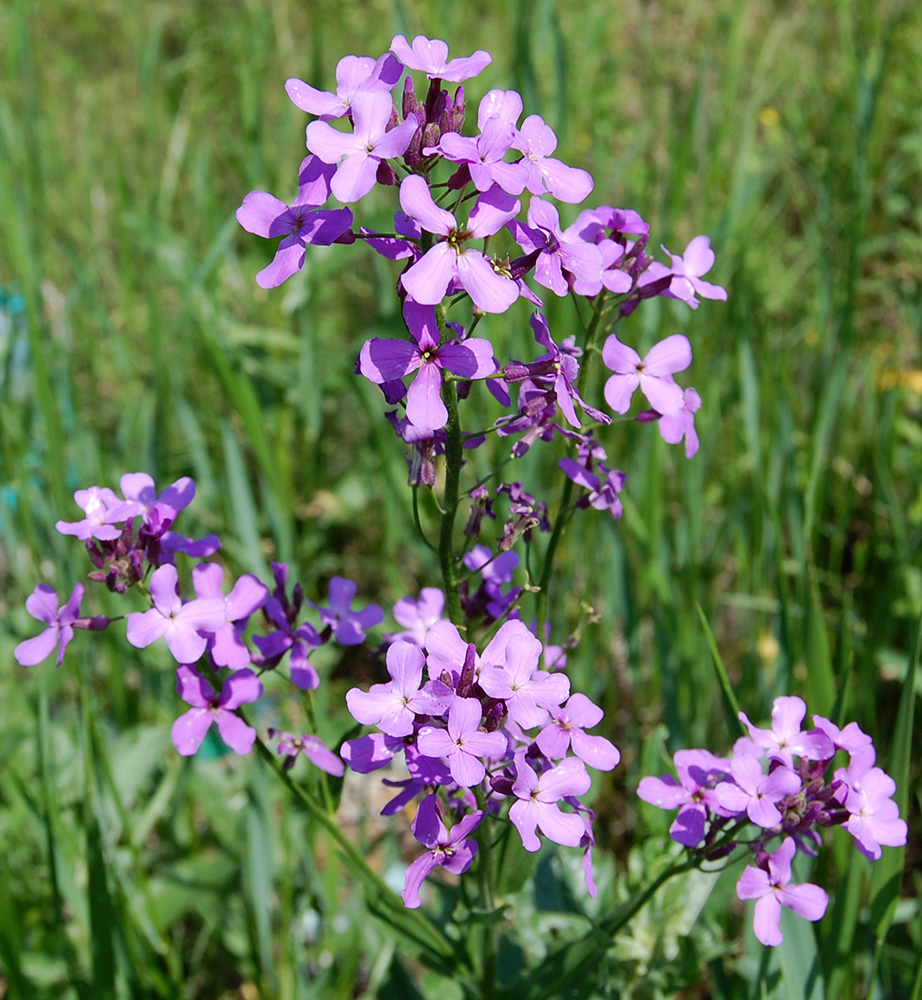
<box><xmin>236</xmin><ymin>156</ymin><xmax>354</xmax><ymax>287</ymax></box>
<box><xmin>309</xmin><ymin>576</ymin><xmax>383</xmax><ymax>645</ymax></box>
<box><xmin>358</xmin><ymin>299</ymin><xmax>496</xmax><ymax>433</ymax></box>
<box><xmin>402</xmin><ymin>795</ymin><xmax>483</xmax><ymax>908</ymax></box>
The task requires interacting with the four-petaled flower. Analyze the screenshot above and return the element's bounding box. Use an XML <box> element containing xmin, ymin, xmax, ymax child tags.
<box><xmin>417</xmin><ymin>697</ymin><xmax>506</xmax><ymax>787</ymax></box>
<box><xmin>402</xmin><ymin>795</ymin><xmax>483</xmax><ymax>908</ymax></box>
<box><xmin>171</xmin><ymin>665</ymin><xmax>263</xmax><ymax>756</ymax></box>
<box><xmin>15</xmin><ymin>583</ymin><xmax>85</xmax><ymax>667</ymax></box>
<box><xmin>736</xmin><ymin>838</ymin><xmax>828</xmax><ymax>946</ymax></box>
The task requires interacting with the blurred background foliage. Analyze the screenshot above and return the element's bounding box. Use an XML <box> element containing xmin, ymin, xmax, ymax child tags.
<box><xmin>1</xmin><ymin>0</ymin><xmax>920</xmax><ymax>997</ymax></box>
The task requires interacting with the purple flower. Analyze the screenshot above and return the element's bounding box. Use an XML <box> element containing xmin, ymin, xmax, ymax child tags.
<box><xmin>736</xmin><ymin>838</ymin><xmax>828</xmax><ymax>946</ymax></box>
<box><xmin>417</xmin><ymin>697</ymin><xmax>506</xmax><ymax>787</ymax></box>
<box><xmin>478</xmin><ymin>631</ymin><xmax>570</xmax><ymax>730</ymax></box>
<box><xmin>285</xmin><ymin>52</ymin><xmax>402</xmax><ymax>118</ymax></box>
<box><xmin>357</xmin><ymin>299</ymin><xmax>496</xmax><ymax>433</ymax></box>
<box><xmin>236</xmin><ymin>156</ymin><xmax>354</xmax><ymax>287</ymax></box>
<box><xmin>390</xmin><ymin>35</ymin><xmax>491</xmax><ymax>82</ymax></box>
<box><xmin>510</xmin><ymin>115</ymin><xmax>594</xmax><ymax>203</ymax></box>
<box><xmin>425</xmin><ymin>115</ymin><xmax>527</xmax><ymax>195</ymax></box>
<box><xmin>15</xmin><ymin>583</ymin><xmax>84</xmax><ymax>667</ymax></box>
<box><xmin>738</xmin><ymin>696</ymin><xmax>835</xmax><ymax>767</ymax></box>
<box><xmin>252</xmin><ymin>589</ymin><xmax>323</xmax><ymax>691</ymax></box>
<box><xmin>55</xmin><ymin>486</ymin><xmax>124</xmax><ymax>541</ymax></box>
<box><xmin>402</xmin><ymin>795</ymin><xmax>483</xmax><ymax>908</ymax></box>
<box><xmin>126</xmin><ymin>564</ymin><xmax>226</xmax><ymax>663</ymax></box>
<box><xmin>345</xmin><ymin>640</ymin><xmax>453</xmax><ymax>737</ymax></box>
<box><xmin>651</xmin><ymin>386</ymin><xmax>702</xmax><ymax>458</ymax></box>
<box><xmin>269</xmin><ymin>729</ymin><xmax>345</xmax><ymax>777</ymax></box>
<box><xmin>835</xmin><ymin>752</ymin><xmax>908</xmax><ymax>860</ymax></box>
<box><xmin>637</xmin><ymin>748</ymin><xmax>731</xmax><ymax>846</ymax></box>
<box><xmin>309</xmin><ymin>576</ymin><xmax>383</xmax><ymax>645</ymax></box>
<box><xmin>714</xmin><ymin>753</ymin><xmax>802</xmax><ymax>828</ymax></box>
<box><xmin>340</xmin><ymin>732</ymin><xmax>404</xmax><ymax>773</ymax></box>
<box><xmin>171</xmin><ymin>665</ymin><xmax>263</xmax><ymax>756</ymax></box>
<box><xmin>601</xmin><ymin>334</ymin><xmax>691</xmax><ymax>416</ymax></box>
<box><xmin>507</xmin><ymin>198</ymin><xmax>603</xmax><ymax>296</ymax></box>
<box><xmin>192</xmin><ymin>563</ymin><xmax>268</xmax><ymax>670</ymax></box>
<box><xmin>108</xmin><ymin>473</ymin><xmax>196</xmax><ymax>529</ymax></box>
<box><xmin>559</xmin><ymin>455</ymin><xmax>626</xmax><ymax>520</ymax></box>
<box><xmin>389</xmin><ymin>587</ymin><xmax>445</xmax><ymax>646</ymax></box>
<box><xmin>536</xmin><ymin>694</ymin><xmax>620</xmax><ymax>771</ymax></box>
<box><xmin>644</xmin><ymin>236</ymin><xmax>727</xmax><ymax>309</ymax></box>
<box><xmin>509</xmin><ymin>754</ymin><xmax>592</xmax><ymax>851</ymax></box>
<box><xmin>306</xmin><ymin>91</ymin><xmax>418</xmax><ymax>203</ymax></box>
<box><xmin>399</xmin><ymin>175</ymin><xmax>520</xmax><ymax>313</ymax></box>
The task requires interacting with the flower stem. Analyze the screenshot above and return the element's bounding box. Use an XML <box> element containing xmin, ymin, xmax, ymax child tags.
<box><xmin>439</xmin><ymin>373</ymin><xmax>465</xmax><ymax>627</ymax></box>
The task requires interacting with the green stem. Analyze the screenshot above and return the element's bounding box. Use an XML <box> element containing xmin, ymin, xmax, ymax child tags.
<box><xmin>439</xmin><ymin>373</ymin><xmax>465</xmax><ymax>627</ymax></box>
<box><xmin>251</xmin><ymin>735</ymin><xmax>457</xmax><ymax>966</ymax></box>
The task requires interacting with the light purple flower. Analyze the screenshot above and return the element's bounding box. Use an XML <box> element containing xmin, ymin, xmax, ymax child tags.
<box><xmin>417</xmin><ymin>697</ymin><xmax>506</xmax><ymax>787</ymax></box>
<box><xmin>171</xmin><ymin>665</ymin><xmax>263</xmax><ymax>756</ymax></box>
<box><xmin>738</xmin><ymin>696</ymin><xmax>835</xmax><ymax>767</ymax></box>
<box><xmin>425</xmin><ymin>115</ymin><xmax>527</xmax><ymax>195</ymax></box>
<box><xmin>357</xmin><ymin>299</ymin><xmax>496</xmax><ymax>433</ymax></box>
<box><xmin>559</xmin><ymin>456</ymin><xmax>626</xmax><ymax>520</ymax></box>
<box><xmin>836</xmin><ymin>752</ymin><xmax>908</xmax><ymax>860</ymax></box>
<box><xmin>399</xmin><ymin>175</ymin><xmax>520</xmax><ymax>313</ymax></box>
<box><xmin>536</xmin><ymin>694</ymin><xmax>620</xmax><ymax>771</ymax></box>
<box><xmin>510</xmin><ymin>114</ymin><xmax>594</xmax><ymax>203</ymax></box>
<box><xmin>108</xmin><ymin>473</ymin><xmax>196</xmax><ymax>528</ymax></box>
<box><xmin>127</xmin><ymin>564</ymin><xmax>226</xmax><ymax>663</ymax></box>
<box><xmin>270</xmin><ymin>729</ymin><xmax>345</xmax><ymax>777</ymax></box>
<box><xmin>478</xmin><ymin>632</ymin><xmax>570</xmax><ymax>730</ymax></box>
<box><xmin>390</xmin><ymin>35</ymin><xmax>492</xmax><ymax>82</ymax></box>
<box><xmin>389</xmin><ymin>587</ymin><xmax>445</xmax><ymax>646</ymax></box>
<box><xmin>637</xmin><ymin>748</ymin><xmax>731</xmax><ymax>846</ymax></box>
<box><xmin>507</xmin><ymin>198</ymin><xmax>603</xmax><ymax>296</ymax></box>
<box><xmin>402</xmin><ymin>795</ymin><xmax>483</xmax><ymax>908</ymax></box>
<box><xmin>346</xmin><ymin>640</ymin><xmax>453</xmax><ymax>737</ymax></box>
<box><xmin>309</xmin><ymin>576</ymin><xmax>383</xmax><ymax>645</ymax></box>
<box><xmin>306</xmin><ymin>91</ymin><xmax>418</xmax><ymax>203</ymax></box>
<box><xmin>55</xmin><ymin>486</ymin><xmax>124</xmax><ymax>541</ymax></box>
<box><xmin>736</xmin><ymin>838</ymin><xmax>828</xmax><ymax>946</ymax></box>
<box><xmin>644</xmin><ymin>235</ymin><xmax>727</xmax><ymax>309</ymax></box>
<box><xmin>15</xmin><ymin>583</ymin><xmax>84</xmax><ymax>667</ymax></box>
<box><xmin>509</xmin><ymin>754</ymin><xmax>592</xmax><ymax>851</ymax></box>
<box><xmin>714</xmin><ymin>754</ymin><xmax>802</xmax><ymax>828</ymax></box>
<box><xmin>192</xmin><ymin>563</ymin><xmax>268</xmax><ymax>670</ymax></box>
<box><xmin>601</xmin><ymin>334</ymin><xmax>691</xmax><ymax>416</ymax></box>
<box><xmin>652</xmin><ymin>386</ymin><xmax>702</xmax><ymax>458</ymax></box>
<box><xmin>285</xmin><ymin>52</ymin><xmax>402</xmax><ymax>118</ymax></box>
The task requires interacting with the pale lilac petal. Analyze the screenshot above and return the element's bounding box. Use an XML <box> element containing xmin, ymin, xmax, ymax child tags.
<box><xmin>682</xmin><ymin>235</ymin><xmax>716</xmax><ymax>277</ymax></box>
<box><xmin>225</xmin><ymin>575</ymin><xmax>269</xmax><ymax>621</ymax></box>
<box><xmin>642</xmin><ymin>334</ymin><xmax>692</xmax><ymax>377</ymax></box>
<box><xmin>175</xmin><ymin>664</ymin><xmax>212</xmax><ymax>707</ymax></box>
<box><xmin>640</xmin><ymin>374</ymin><xmax>685</xmax><ymax>416</ymax></box>
<box><xmin>126</xmin><ymin>608</ymin><xmax>168</xmax><ymax>650</ymax></box>
<box><xmin>456</xmin><ymin>251</ymin><xmax>518</xmax><ymax>313</ymax></box>
<box><xmin>467</xmin><ymin>187</ymin><xmax>520</xmax><ymax>238</ymax></box>
<box><xmin>341</xmin><ymin>733</ymin><xmax>398</xmax><ymax>772</ymax></box>
<box><xmin>603</xmin><ymin>372</ymin><xmax>640</xmax><ymax>413</ymax></box>
<box><xmin>373</xmin><ymin>116</ymin><xmax>418</xmax><ymax>160</ymax></box>
<box><xmin>478</xmin><ymin>89</ymin><xmax>523</xmax><ymax>129</ymax></box>
<box><xmin>670</xmin><ymin>804</ymin><xmax>707</xmax><ymax>846</ymax></box>
<box><xmin>14</xmin><ymin>630</ymin><xmax>58</xmax><ymax>667</ymax></box>
<box><xmin>399</xmin><ymin>175</ymin><xmax>454</xmax><ymax>235</ymax></box>
<box><xmin>219</xmin><ymin>669</ymin><xmax>263</xmax><ymax>710</ymax></box>
<box><xmin>301</xmin><ymin>737</ymin><xmax>345</xmax><ymax>777</ymax></box>
<box><xmin>537</xmin><ymin>807</ymin><xmax>586</xmax><ymax>848</ymax></box>
<box><xmin>417</xmin><ymin>726</ymin><xmax>455</xmax><ymax>759</ymax></box>
<box><xmin>285</xmin><ymin>78</ymin><xmax>347</xmax><ymax>117</ymax></box>
<box><xmin>24</xmin><ymin>584</ymin><xmax>60</xmax><ymax>624</ymax></box>
<box><xmin>570</xmin><ymin>731</ymin><xmax>620</xmax><ymax>771</ymax></box>
<box><xmin>752</xmin><ymin>894</ymin><xmax>784</xmax><ymax>946</ymax></box>
<box><xmin>777</xmin><ymin>883</ymin><xmax>828</xmax><ymax>923</ymax></box>
<box><xmin>437</xmin><ymin>339</ymin><xmax>496</xmax><ymax>379</ymax></box>
<box><xmin>215</xmin><ymin>710</ymin><xmax>258</xmax><ymax>754</ymax></box>
<box><xmin>448</xmin><ymin>749</ymin><xmax>486</xmax><ymax>787</ymax></box>
<box><xmin>736</xmin><ymin>865</ymin><xmax>771</xmax><ymax>901</ymax></box>
<box><xmin>171</xmin><ymin>708</ymin><xmax>213</xmax><ymax>756</ymax></box>
<box><xmin>330</xmin><ymin>153</ymin><xmax>377</xmax><ymax>203</ymax></box>
<box><xmin>402</xmin><ymin>244</ymin><xmax>456</xmax><ymax>304</ymax></box>
<box><xmin>540</xmin><ymin>159</ymin><xmax>594</xmax><ymax>203</ymax></box>
<box><xmin>508</xmin><ymin>799</ymin><xmax>542</xmax><ymax>851</ymax></box>
<box><xmin>540</xmin><ymin>757</ymin><xmax>591</xmax><ymax>800</ymax></box>
<box><xmin>305</xmin><ymin>120</ymin><xmax>361</xmax><ymax>164</ymax></box>
<box><xmin>601</xmin><ymin>335</ymin><xmax>641</xmax><ymax>373</ymax></box>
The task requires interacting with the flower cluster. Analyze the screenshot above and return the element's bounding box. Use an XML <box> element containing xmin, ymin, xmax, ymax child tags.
<box><xmin>638</xmin><ymin>696</ymin><xmax>907</xmax><ymax>945</ymax></box>
<box><xmin>342</xmin><ymin>619</ymin><xmax>619</xmax><ymax>906</ymax></box>
<box><xmin>15</xmin><ymin>473</ymin><xmax>379</xmax><ymax>767</ymax></box>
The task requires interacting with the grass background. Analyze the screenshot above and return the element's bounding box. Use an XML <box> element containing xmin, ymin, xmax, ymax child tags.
<box><xmin>1</xmin><ymin>0</ymin><xmax>920</xmax><ymax>997</ymax></box>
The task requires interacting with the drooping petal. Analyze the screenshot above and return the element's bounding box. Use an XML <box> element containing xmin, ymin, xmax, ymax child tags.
<box><xmin>171</xmin><ymin>708</ymin><xmax>213</xmax><ymax>756</ymax></box>
<box><xmin>406</xmin><ymin>363</ymin><xmax>448</xmax><ymax>432</ymax></box>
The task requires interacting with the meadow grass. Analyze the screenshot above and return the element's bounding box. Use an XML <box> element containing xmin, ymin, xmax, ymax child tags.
<box><xmin>1</xmin><ymin>0</ymin><xmax>920</xmax><ymax>996</ymax></box>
